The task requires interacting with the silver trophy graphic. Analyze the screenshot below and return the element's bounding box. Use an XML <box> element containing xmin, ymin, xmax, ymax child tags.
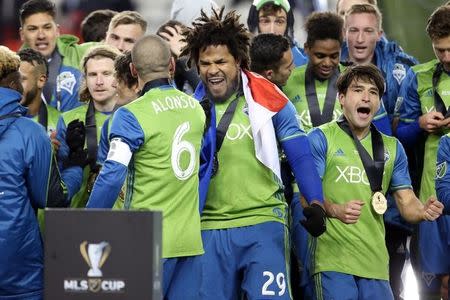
<box><xmin>80</xmin><ymin>241</ymin><xmax>111</xmax><ymax>277</ymax></box>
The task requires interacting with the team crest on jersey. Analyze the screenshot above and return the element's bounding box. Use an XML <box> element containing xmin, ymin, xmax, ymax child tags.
<box><xmin>422</xmin><ymin>272</ymin><xmax>436</xmax><ymax>287</ymax></box>
<box><xmin>57</xmin><ymin>71</ymin><xmax>77</xmax><ymax>95</ymax></box>
<box><xmin>392</xmin><ymin>63</ymin><xmax>406</xmax><ymax>85</ymax></box>
<box><xmin>272</xmin><ymin>207</ymin><xmax>284</xmax><ymax>218</ymax></box>
<box><xmin>435</xmin><ymin>161</ymin><xmax>447</xmax><ymax>179</ymax></box>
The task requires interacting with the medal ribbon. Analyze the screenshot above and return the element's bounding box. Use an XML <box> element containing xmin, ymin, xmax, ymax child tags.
<box><xmin>337</xmin><ymin>116</ymin><xmax>385</xmax><ymax>193</ymax></box>
<box><xmin>304</xmin><ymin>65</ymin><xmax>340</xmax><ymax>127</ymax></box>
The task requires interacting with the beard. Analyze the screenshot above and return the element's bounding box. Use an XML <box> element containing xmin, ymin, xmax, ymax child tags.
<box><xmin>20</xmin><ymin>86</ymin><xmax>39</xmax><ymax>107</ymax></box>
<box><xmin>206</xmin><ymin>73</ymin><xmax>241</xmax><ymax>104</ymax></box>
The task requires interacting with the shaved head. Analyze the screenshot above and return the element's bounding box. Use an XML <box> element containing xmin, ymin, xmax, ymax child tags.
<box><xmin>131</xmin><ymin>35</ymin><xmax>172</xmax><ymax>81</ymax></box>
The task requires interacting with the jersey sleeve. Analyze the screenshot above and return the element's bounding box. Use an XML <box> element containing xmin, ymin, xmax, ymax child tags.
<box><xmin>276</xmin><ymin>102</ymin><xmax>324</xmax><ymax>204</ymax></box>
<box><xmin>272</xmin><ymin>100</ymin><xmax>306</xmax><ymax>142</ymax></box>
<box><xmin>97</xmin><ymin>117</ymin><xmax>110</xmax><ymax>165</ymax></box>
<box><xmin>372</xmin><ymin>101</ymin><xmax>392</xmax><ymax>136</ymax></box>
<box><xmin>396</xmin><ymin>69</ymin><xmax>423</xmax><ymax>146</ymax></box>
<box><xmin>86</xmin><ymin>107</ymin><xmax>144</xmax><ymax>208</ymax></box>
<box><xmin>436</xmin><ymin>135</ymin><xmax>450</xmax><ymax>214</ymax></box>
<box><xmin>389</xmin><ymin>140</ymin><xmax>413</xmax><ymax>192</ymax></box>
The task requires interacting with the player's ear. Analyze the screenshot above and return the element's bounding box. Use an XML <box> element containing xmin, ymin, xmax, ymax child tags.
<box><xmin>265</xmin><ymin>69</ymin><xmax>274</xmax><ymax>81</ymax></box>
<box><xmin>169</xmin><ymin>56</ymin><xmax>176</xmax><ymax>79</ymax></box>
<box><xmin>129</xmin><ymin>62</ymin><xmax>138</xmax><ymax>78</ymax></box>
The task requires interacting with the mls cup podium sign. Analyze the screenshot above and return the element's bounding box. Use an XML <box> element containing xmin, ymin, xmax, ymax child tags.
<box><xmin>44</xmin><ymin>209</ymin><xmax>162</xmax><ymax>300</ymax></box>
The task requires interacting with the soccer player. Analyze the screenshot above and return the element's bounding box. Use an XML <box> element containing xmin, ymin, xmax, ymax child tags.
<box><xmin>338</xmin><ymin>3</ymin><xmax>419</xmax><ymax>297</ymax></box>
<box><xmin>96</xmin><ymin>52</ymin><xmax>140</xmax><ymax>209</ymax></box>
<box><xmin>18</xmin><ymin>48</ymin><xmax>59</xmax><ymax>134</ymax></box>
<box><xmin>97</xmin><ymin>51</ymin><xmax>140</xmax><ymax>165</ymax></box>
<box><xmin>396</xmin><ymin>5</ymin><xmax>450</xmax><ymax>300</ymax></box>
<box><xmin>249</xmin><ymin>33</ymin><xmax>294</xmax><ymax>88</ymax></box>
<box><xmin>341</xmin><ymin>3</ymin><xmax>417</xmax><ymax>122</ymax></box>
<box><xmin>336</xmin><ymin>0</ymin><xmax>377</xmax><ymax>17</ymax></box>
<box><xmin>436</xmin><ymin>132</ymin><xmax>450</xmax><ymax>300</ymax></box>
<box><xmin>283</xmin><ymin>11</ymin><xmax>344</xmax><ymax>133</ymax></box>
<box><xmin>80</xmin><ymin>9</ymin><xmax>117</xmax><ymax>43</ymax></box>
<box><xmin>56</xmin><ymin>45</ymin><xmax>120</xmax><ymax>208</ymax></box>
<box><xmin>309</xmin><ymin>63</ymin><xmax>443</xmax><ymax>300</ymax></box>
<box><xmin>19</xmin><ymin>0</ymin><xmax>95</xmax><ymax>112</ymax></box>
<box><xmin>86</xmin><ymin>35</ymin><xmax>206</xmax><ymax>299</ymax></box>
<box><xmin>157</xmin><ymin>20</ymin><xmax>200</xmax><ymax>94</ymax></box>
<box><xmin>436</xmin><ymin>134</ymin><xmax>450</xmax><ymax>300</ymax></box>
<box><xmin>0</xmin><ymin>45</ymin><xmax>82</xmax><ymax>300</ymax></box>
<box><xmin>182</xmin><ymin>7</ymin><xmax>326</xmax><ymax>299</ymax></box>
<box><xmin>436</xmin><ymin>134</ymin><xmax>450</xmax><ymax>212</ymax></box>
<box><xmin>104</xmin><ymin>11</ymin><xmax>147</xmax><ymax>53</ymax></box>
<box><xmin>247</xmin><ymin>0</ymin><xmax>308</xmax><ymax>66</ymax></box>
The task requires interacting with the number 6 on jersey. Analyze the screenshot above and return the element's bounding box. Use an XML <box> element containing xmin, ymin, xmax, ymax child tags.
<box><xmin>171</xmin><ymin>122</ymin><xmax>196</xmax><ymax>180</ymax></box>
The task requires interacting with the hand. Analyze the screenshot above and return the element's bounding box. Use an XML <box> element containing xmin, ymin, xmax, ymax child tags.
<box><xmin>300</xmin><ymin>203</ymin><xmax>326</xmax><ymax>237</ymax></box>
<box><xmin>66</xmin><ymin>119</ymin><xmax>85</xmax><ymax>151</ymax></box>
<box><xmin>50</xmin><ymin>130</ymin><xmax>60</xmax><ymax>152</ymax></box>
<box><xmin>418</xmin><ymin>111</ymin><xmax>446</xmax><ymax>133</ymax></box>
<box><xmin>63</xmin><ymin>148</ymin><xmax>88</xmax><ymax>169</ymax></box>
<box><xmin>158</xmin><ymin>25</ymin><xmax>186</xmax><ymax>57</ymax></box>
<box><xmin>326</xmin><ymin>200</ymin><xmax>364</xmax><ymax>224</ymax></box>
<box><xmin>441</xmin><ymin>116</ymin><xmax>450</xmax><ymax>128</ymax></box>
<box><xmin>422</xmin><ymin>196</ymin><xmax>444</xmax><ymax>221</ymax></box>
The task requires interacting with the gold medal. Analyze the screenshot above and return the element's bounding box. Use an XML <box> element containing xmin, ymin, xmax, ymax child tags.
<box><xmin>372</xmin><ymin>191</ymin><xmax>387</xmax><ymax>214</ymax></box>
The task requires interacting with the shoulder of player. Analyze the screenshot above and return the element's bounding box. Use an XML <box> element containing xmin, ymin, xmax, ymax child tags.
<box><xmin>61</xmin><ymin>103</ymin><xmax>88</xmax><ymax>123</ymax></box>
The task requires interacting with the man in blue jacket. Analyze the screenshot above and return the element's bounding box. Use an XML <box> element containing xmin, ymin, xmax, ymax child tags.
<box><xmin>340</xmin><ymin>3</ymin><xmax>418</xmax><ymax>122</ymax></box>
<box><xmin>0</xmin><ymin>45</ymin><xmax>83</xmax><ymax>300</ymax></box>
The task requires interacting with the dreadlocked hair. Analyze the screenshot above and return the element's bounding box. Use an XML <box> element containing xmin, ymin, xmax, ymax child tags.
<box><xmin>181</xmin><ymin>7</ymin><xmax>251</xmax><ymax>70</ymax></box>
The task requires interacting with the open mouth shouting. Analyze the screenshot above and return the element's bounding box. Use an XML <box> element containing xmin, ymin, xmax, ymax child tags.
<box><xmin>356</xmin><ymin>106</ymin><xmax>371</xmax><ymax>120</ymax></box>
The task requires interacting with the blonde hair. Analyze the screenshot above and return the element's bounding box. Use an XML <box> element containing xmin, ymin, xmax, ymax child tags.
<box><xmin>0</xmin><ymin>46</ymin><xmax>20</xmax><ymax>80</ymax></box>
<box><xmin>345</xmin><ymin>3</ymin><xmax>382</xmax><ymax>30</ymax></box>
<box><xmin>108</xmin><ymin>11</ymin><xmax>147</xmax><ymax>33</ymax></box>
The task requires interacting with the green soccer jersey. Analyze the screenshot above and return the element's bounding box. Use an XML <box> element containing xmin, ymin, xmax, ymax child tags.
<box><xmin>31</xmin><ymin>104</ymin><xmax>60</xmax><ymax>135</ymax></box>
<box><xmin>201</xmin><ymin>93</ymin><xmax>288</xmax><ymax>230</ymax></box>
<box><xmin>119</xmin><ymin>86</ymin><xmax>205</xmax><ymax>258</ymax></box>
<box><xmin>283</xmin><ymin>65</ymin><xmax>343</xmax><ymax>133</ymax></box>
<box><xmin>309</xmin><ymin>121</ymin><xmax>410</xmax><ymax>280</ymax></box>
<box><xmin>398</xmin><ymin>60</ymin><xmax>450</xmax><ymax>202</ymax></box>
<box><xmin>59</xmin><ymin>103</ymin><xmax>111</xmax><ymax>208</ymax></box>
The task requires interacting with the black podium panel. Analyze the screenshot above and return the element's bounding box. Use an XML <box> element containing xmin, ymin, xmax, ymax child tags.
<box><xmin>44</xmin><ymin>209</ymin><xmax>162</xmax><ymax>300</ymax></box>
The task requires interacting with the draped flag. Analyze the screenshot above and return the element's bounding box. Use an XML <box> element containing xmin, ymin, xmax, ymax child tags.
<box><xmin>242</xmin><ymin>70</ymin><xmax>288</xmax><ymax>181</ymax></box>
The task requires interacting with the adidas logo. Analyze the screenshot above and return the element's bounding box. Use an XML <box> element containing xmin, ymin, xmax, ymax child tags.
<box><xmin>292</xmin><ymin>95</ymin><xmax>301</xmax><ymax>103</ymax></box>
<box><xmin>335</xmin><ymin>148</ymin><xmax>345</xmax><ymax>156</ymax></box>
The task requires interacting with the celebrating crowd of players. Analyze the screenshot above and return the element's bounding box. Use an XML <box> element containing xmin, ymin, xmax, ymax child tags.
<box><xmin>0</xmin><ymin>0</ymin><xmax>450</xmax><ymax>299</ymax></box>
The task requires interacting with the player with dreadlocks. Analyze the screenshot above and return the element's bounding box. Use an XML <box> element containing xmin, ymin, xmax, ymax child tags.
<box><xmin>182</xmin><ymin>7</ymin><xmax>326</xmax><ymax>299</ymax></box>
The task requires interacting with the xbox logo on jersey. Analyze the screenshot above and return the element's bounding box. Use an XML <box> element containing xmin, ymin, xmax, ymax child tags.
<box><xmin>63</xmin><ymin>241</ymin><xmax>126</xmax><ymax>293</ymax></box>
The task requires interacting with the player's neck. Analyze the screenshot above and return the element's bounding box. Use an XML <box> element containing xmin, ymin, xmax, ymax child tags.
<box><xmin>93</xmin><ymin>98</ymin><xmax>116</xmax><ymax>113</ymax></box>
<box><xmin>349</xmin><ymin>53</ymin><xmax>374</xmax><ymax>65</ymax></box>
<box><xmin>348</xmin><ymin>122</ymin><xmax>370</xmax><ymax>140</ymax></box>
<box><xmin>26</xmin><ymin>96</ymin><xmax>43</xmax><ymax>116</ymax></box>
